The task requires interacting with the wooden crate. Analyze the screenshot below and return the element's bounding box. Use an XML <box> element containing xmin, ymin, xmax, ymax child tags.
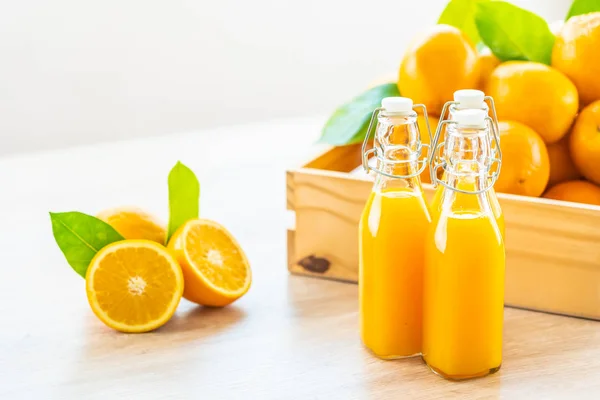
<box><xmin>286</xmin><ymin>144</ymin><xmax>600</xmax><ymax>320</ymax></box>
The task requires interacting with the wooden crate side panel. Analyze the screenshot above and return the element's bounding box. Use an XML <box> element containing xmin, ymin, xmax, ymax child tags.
<box><xmin>288</xmin><ymin>167</ymin><xmax>600</xmax><ymax>319</ymax></box>
<box><xmin>302</xmin><ymin>144</ymin><xmax>363</xmax><ymax>172</ymax></box>
<box><xmin>287</xmin><ymin>169</ymin><xmax>370</xmax><ymax>282</ymax></box>
<box><xmin>499</xmin><ymin>196</ymin><xmax>600</xmax><ymax>319</ymax></box>
<box><xmin>287</xmin><ymin>229</ymin><xmax>296</xmax><ymax>271</ymax></box>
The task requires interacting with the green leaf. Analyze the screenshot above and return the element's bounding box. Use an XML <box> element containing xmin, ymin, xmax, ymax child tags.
<box><xmin>438</xmin><ymin>0</ymin><xmax>489</xmax><ymax>45</ymax></box>
<box><xmin>50</xmin><ymin>211</ymin><xmax>124</xmax><ymax>278</ymax></box>
<box><xmin>475</xmin><ymin>1</ymin><xmax>555</xmax><ymax>64</ymax></box>
<box><xmin>566</xmin><ymin>0</ymin><xmax>600</xmax><ymax>20</ymax></box>
<box><xmin>167</xmin><ymin>161</ymin><xmax>200</xmax><ymax>242</ymax></box>
<box><xmin>319</xmin><ymin>83</ymin><xmax>400</xmax><ymax>146</ymax></box>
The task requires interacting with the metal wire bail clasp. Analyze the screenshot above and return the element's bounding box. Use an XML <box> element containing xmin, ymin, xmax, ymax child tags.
<box><xmin>439</xmin><ymin>93</ymin><xmax>501</xmax><ymax>155</ymax></box>
<box><xmin>429</xmin><ymin>102</ymin><xmax>454</xmax><ymax>187</ymax></box>
<box><xmin>361</xmin><ymin>107</ymin><xmax>383</xmax><ymax>173</ymax></box>
<box><xmin>484</xmin><ymin>95</ymin><xmax>501</xmax><ymax>157</ymax></box>
<box><xmin>484</xmin><ymin>114</ymin><xmax>502</xmax><ymax>188</ymax></box>
<box><xmin>361</xmin><ymin>102</ymin><xmax>433</xmax><ymax>179</ymax></box>
<box><xmin>429</xmin><ymin>110</ymin><xmax>503</xmax><ymax>195</ymax></box>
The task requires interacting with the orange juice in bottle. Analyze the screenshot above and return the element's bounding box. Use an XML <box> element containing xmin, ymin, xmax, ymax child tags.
<box><xmin>423</xmin><ymin>109</ymin><xmax>505</xmax><ymax>380</ymax></box>
<box><xmin>429</xmin><ymin>90</ymin><xmax>504</xmax><ymax>237</ymax></box>
<box><xmin>359</xmin><ymin>97</ymin><xmax>433</xmax><ymax>359</ymax></box>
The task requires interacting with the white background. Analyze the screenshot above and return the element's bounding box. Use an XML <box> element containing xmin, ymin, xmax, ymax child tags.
<box><xmin>0</xmin><ymin>0</ymin><xmax>570</xmax><ymax>155</ymax></box>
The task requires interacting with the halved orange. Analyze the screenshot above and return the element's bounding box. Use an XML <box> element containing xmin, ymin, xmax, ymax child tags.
<box><xmin>167</xmin><ymin>219</ymin><xmax>251</xmax><ymax>307</ymax></box>
<box><xmin>86</xmin><ymin>240</ymin><xmax>184</xmax><ymax>333</ymax></box>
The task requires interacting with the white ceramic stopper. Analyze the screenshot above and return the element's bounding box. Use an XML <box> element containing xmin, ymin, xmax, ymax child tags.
<box><xmin>381</xmin><ymin>97</ymin><xmax>413</xmax><ymax>114</ymax></box>
<box><xmin>453</xmin><ymin>109</ymin><xmax>487</xmax><ymax>128</ymax></box>
<box><xmin>454</xmin><ymin>89</ymin><xmax>485</xmax><ymax>109</ymax></box>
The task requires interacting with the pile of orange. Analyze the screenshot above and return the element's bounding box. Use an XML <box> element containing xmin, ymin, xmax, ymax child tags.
<box><xmin>395</xmin><ymin>13</ymin><xmax>600</xmax><ymax>206</ymax></box>
<box><xmin>86</xmin><ymin>208</ymin><xmax>251</xmax><ymax>333</ymax></box>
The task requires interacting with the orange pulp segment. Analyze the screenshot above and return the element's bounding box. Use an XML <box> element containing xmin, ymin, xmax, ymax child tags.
<box><xmin>86</xmin><ymin>240</ymin><xmax>184</xmax><ymax>333</ymax></box>
<box><xmin>168</xmin><ymin>219</ymin><xmax>251</xmax><ymax>307</ymax></box>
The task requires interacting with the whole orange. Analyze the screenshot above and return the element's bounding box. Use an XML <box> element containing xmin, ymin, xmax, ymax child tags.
<box><xmin>546</xmin><ymin>132</ymin><xmax>581</xmax><ymax>186</ymax></box>
<box><xmin>97</xmin><ymin>206</ymin><xmax>166</xmax><ymax>244</ymax></box>
<box><xmin>485</xmin><ymin>61</ymin><xmax>578</xmax><ymax>144</ymax></box>
<box><xmin>477</xmin><ymin>49</ymin><xmax>500</xmax><ymax>91</ymax></box>
<box><xmin>398</xmin><ymin>25</ymin><xmax>480</xmax><ymax>117</ymax></box>
<box><xmin>494</xmin><ymin>121</ymin><xmax>550</xmax><ymax>197</ymax></box>
<box><xmin>543</xmin><ymin>180</ymin><xmax>600</xmax><ymax>206</ymax></box>
<box><xmin>552</xmin><ymin>12</ymin><xmax>600</xmax><ymax>106</ymax></box>
<box><xmin>570</xmin><ymin>100</ymin><xmax>600</xmax><ymax>185</ymax></box>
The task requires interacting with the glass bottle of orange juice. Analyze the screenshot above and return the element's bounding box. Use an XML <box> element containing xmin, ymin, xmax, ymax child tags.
<box><xmin>430</xmin><ymin>90</ymin><xmax>504</xmax><ymax>237</ymax></box>
<box><xmin>423</xmin><ymin>108</ymin><xmax>505</xmax><ymax>380</ymax></box>
<box><xmin>358</xmin><ymin>97</ymin><xmax>433</xmax><ymax>359</ymax></box>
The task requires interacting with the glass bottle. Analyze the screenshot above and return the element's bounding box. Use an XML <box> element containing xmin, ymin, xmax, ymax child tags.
<box><xmin>430</xmin><ymin>90</ymin><xmax>504</xmax><ymax>237</ymax></box>
<box><xmin>423</xmin><ymin>108</ymin><xmax>505</xmax><ymax>380</ymax></box>
<box><xmin>358</xmin><ymin>97</ymin><xmax>432</xmax><ymax>359</ymax></box>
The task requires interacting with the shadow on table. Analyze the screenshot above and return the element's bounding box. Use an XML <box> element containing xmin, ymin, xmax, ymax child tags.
<box><xmin>161</xmin><ymin>303</ymin><xmax>248</xmax><ymax>335</ymax></box>
<box><xmin>362</xmin><ymin>353</ymin><xmax>503</xmax><ymax>398</ymax></box>
<box><xmin>285</xmin><ymin>274</ymin><xmax>358</xmax><ymax>318</ymax></box>
<box><xmin>80</xmin><ymin>303</ymin><xmax>247</xmax><ymax>358</ymax></box>
<box><xmin>502</xmin><ymin>307</ymin><xmax>598</xmax><ymax>367</ymax></box>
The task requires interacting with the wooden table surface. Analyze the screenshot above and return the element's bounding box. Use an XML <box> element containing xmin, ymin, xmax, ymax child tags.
<box><xmin>1</xmin><ymin>118</ymin><xmax>599</xmax><ymax>399</ymax></box>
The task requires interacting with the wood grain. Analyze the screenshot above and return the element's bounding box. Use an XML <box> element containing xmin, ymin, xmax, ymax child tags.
<box><xmin>1</xmin><ymin>118</ymin><xmax>599</xmax><ymax>399</ymax></box>
<box><xmin>302</xmin><ymin>143</ymin><xmax>364</xmax><ymax>172</ymax></box>
<box><xmin>288</xmin><ymin>146</ymin><xmax>600</xmax><ymax>320</ymax></box>
<box><xmin>287</xmin><ymin>168</ymin><xmax>371</xmax><ymax>282</ymax></box>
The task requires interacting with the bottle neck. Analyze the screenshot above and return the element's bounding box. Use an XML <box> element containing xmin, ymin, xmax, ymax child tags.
<box><xmin>438</xmin><ymin>124</ymin><xmax>494</xmax><ymax>214</ymax></box>
<box><xmin>444</xmin><ymin>124</ymin><xmax>492</xmax><ymax>175</ymax></box>
<box><xmin>448</xmin><ymin>105</ymin><xmax>500</xmax><ymax>157</ymax></box>
<box><xmin>375</xmin><ymin>112</ymin><xmax>420</xmax><ymax>153</ymax></box>
<box><xmin>374</xmin><ymin>157</ymin><xmax>423</xmax><ymax>193</ymax></box>
<box><xmin>372</xmin><ymin>112</ymin><xmax>424</xmax><ymax>193</ymax></box>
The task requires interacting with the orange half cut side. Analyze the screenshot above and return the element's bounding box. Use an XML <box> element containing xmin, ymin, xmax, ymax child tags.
<box><xmin>168</xmin><ymin>219</ymin><xmax>251</xmax><ymax>307</ymax></box>
<box><xmin>86</xmin><ymin>240</ymin><xmax>184</xmax><ymax>333</ymax></box>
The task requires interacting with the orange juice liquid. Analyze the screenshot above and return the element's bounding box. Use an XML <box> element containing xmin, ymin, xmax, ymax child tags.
<box><xmin>359</xmin><ymin>188</ymin><xmax>431</xmax><ymax>358</ymax></box>
<box><xmin>423</xmin><ymin>208</ymin><xmax>505</xmax><ymax>379</ymax></box>
<box><xmin>429</xmin><ymin>179</ymin><xmax>505</xmax><ymax>238</ymax></box>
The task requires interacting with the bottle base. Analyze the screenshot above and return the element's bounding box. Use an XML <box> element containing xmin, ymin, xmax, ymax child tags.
<box><xmin>423</xmin><ymin>357</ymin><xmax>501</xmax><ymax>381</ymax></box>
<box><xmin>375</xmin><ymin>352</ymin><xmax>421</xmax><ymax>361</ymax></box>
<box><xmin>365</xmin><ymin>346</ymin><xmax>421</xmax><ymax>360</ymax></box>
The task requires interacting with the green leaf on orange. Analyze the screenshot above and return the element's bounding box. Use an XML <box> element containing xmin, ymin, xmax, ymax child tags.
<box><xmin>50</xmin><ymin>211</ymin><xmax>124</xmax><ymax>278</ymax></box>
<box><xmin>475</xmin><ymin>1</ymin><xmax>555</xmax><ymax>64</ymax></box>
<box><xmin>566</xmin><ymin>0</ymin><xmax>600</xmax><ymax>20</ymax></box>
<box><xmin>167</xmin><ymin>161</ymin><xmax>200</xmax><ymax>242</ymax></box>
<box><xmin>319</xmin><ymin>83</ymin><xmax>400</xmax><ymax>146</ymax></box>
<box><xmin>438</xmin><ymin>0</ymin><xmax>489</xmax><ymax>46</ymax></box>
